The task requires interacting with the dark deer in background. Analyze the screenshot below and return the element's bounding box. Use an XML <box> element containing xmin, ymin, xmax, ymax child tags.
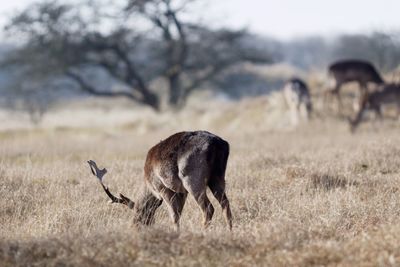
<box><xmin>349</xmin><ymin>83</ymin><xmax>400</xmax><ymax>132</ymax></box>
<box><xmin>88</xmin><ymin>131</ymin><xmax>232</xmax><ymax>231</ymax></box>
<box><xmin>326</xmin><ymin>59</ymin><xmax>384</xmax><ymax>112</ymax></box>
<box><xmin>283</xmin><ymin>77</ymin><xmax>312</xmax><ymax>126</ymax></box>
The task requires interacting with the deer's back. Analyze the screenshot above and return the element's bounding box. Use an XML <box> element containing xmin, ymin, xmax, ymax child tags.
<box><xmin>329</xmin><ymin>59</ymin><xmax>383</xmax><ymax>84</ymax></box>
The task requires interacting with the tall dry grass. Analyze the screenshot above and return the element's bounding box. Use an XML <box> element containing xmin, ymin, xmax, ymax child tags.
<box><xmin>1</xmin><ymin>92</ymin><xmax>400</xmax><ymax>266</ymax></box>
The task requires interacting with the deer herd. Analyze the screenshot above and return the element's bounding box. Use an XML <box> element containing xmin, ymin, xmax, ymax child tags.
<box><xmin>284</xmin><ymin>59</ymin><xmax>400</xmax><ymax>131</ymax></box>
<box><xmin>88</xmin><ymin>59</ymin><xmax>400</xmax><ymax>232</ymax></box>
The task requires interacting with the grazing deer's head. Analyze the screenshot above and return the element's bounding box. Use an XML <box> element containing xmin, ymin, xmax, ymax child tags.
<box><xmin>348</xmin><ymin>83</ymin><xmax>400</xmax><ymax>132</ymax></box>
<box><xmin>88</xmin><ymin>160</ymin><xmax>162</xmax><ymax>226</ymax></box>
<box><xmin>87</xmin><ymin>131</ymin><xmax>232</xmax><ymax>231</ymax></box>
<box><xmin>88</xmin><ymin>160</ymin><xmax>134</xmax><ymax>208</ymax></box>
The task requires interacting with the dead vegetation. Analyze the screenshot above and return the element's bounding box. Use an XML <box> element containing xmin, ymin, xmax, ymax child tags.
<box><xmin>1</xmin><ymin>93</ymin><xmax>400</xmax><ymax>266</ymax></box>
<box><xmin>309</xmin><ymin>172</ymin><xmax>357</xmax><ymax>191</ymax></box>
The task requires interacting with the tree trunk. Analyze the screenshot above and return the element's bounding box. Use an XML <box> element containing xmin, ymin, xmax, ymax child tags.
<box><xmin>168</xmin><ymin>74</ymin><xmax>183</xmax><ymax>108</ymax></box>
<box><xmin>142</xmin><ymin>90</ymin><xmax>160</xmax><ymax>111</ymax></box>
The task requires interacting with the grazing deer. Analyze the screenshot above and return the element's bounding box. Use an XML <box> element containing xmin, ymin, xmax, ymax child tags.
<box><xmin>349</xmin><ymin>83</ymin><xmax>400</xmax><ymax>132</ymax></box>
<box><xmin>326</xmin><ymin>59</ymin><xmax>384</xmax><ymax>112</ymax></box>
<box><xmin>88</xmin><ymin>131</ymin><xmax>232</xmax><ymax>231</ymax></box>
<box><xmin>283</xmin><ymin>78</ymin><xmax>312</xmax><ymax>126</ymax></box>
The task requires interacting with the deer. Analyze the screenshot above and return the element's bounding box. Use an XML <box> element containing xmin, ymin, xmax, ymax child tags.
<box><xmin>326</xmin><ymin>59</ymin><xmax>384</xmax><ymax>113</ymax></box>
<box><xmin>349</xmin><ymin>83</ymin><xmax>400</xmax><ymax>132</ymax></box>
<box><xmin>283</xmin><ymin>78</ymin><xmax>312</xmax><ymax>126</ymax></box>
<box><xmin>87</xmin><ymin>131</ymin><xmax>232</xmax><ymax>231</ymax></box>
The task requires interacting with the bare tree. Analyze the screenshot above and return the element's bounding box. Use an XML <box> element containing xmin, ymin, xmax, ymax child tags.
<box><xmin>2</xmin><ymin>0</ymin><xmax>271</xmax><ymax>110</ymax></box>
<box><xmin>332</xmin><ymin>32</ymin><xmax>400</xmax><ymax>72</ymax></box>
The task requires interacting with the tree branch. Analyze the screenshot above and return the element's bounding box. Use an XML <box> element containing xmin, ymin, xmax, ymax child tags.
<box><xmin>182</xmin><ymin>60</ymin><xmax>237</xmax><ymax>100</ymax></box>
<box><xmin>111</xmin><ymin>45</ymin><xmax>159</xmax><ymax>109</ymax></box>
<box><xmin>150</xmin><ymin>15</ymin><xmax>172</xmax><ymax>41</ymax></box>
<box><xmin>82</xmin><ymin>36</ymin><xmax>160</xmax><ymax>109</ymax></box>
<box><xmin>65</xmin><ymin>71</ymin><xmax>138</xmax><ymax>100</ymax></box>
<box><xmin>165</xmin><ymin>2</ymin><xmax>188</xmax><ymax>73</ymax></box>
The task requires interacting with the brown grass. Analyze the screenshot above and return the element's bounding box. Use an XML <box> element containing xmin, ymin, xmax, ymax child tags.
<box><xmin>1</xmin><ymin>94</ymin><xmax>400</xmax><ymax>266</ymax></box>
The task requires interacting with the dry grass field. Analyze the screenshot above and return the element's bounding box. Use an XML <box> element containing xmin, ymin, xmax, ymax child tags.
<box><xmin>1</xmin><ymin>93</ymin><xmax>400</xmax><ymax>266</ymax></box>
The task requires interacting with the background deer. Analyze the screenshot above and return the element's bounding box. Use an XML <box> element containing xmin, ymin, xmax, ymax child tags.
<box><xmin>349</xmin><ymin>83</ymin><xmax>400</xmax><ymax>132</ymax></box>
<box><xmin>326</xmin><ymin>59</ymin><xmax>384</xmax><ymax>112</ymax></box>
<box><xmin>283</xmin><ymin>78</ymin><xmax>312</xmax><ymax>126</ymax></box>
<box><xmin>88</xmin><ymin>131</ymin><xmax>232</xmax><ymax>231</ymax></box>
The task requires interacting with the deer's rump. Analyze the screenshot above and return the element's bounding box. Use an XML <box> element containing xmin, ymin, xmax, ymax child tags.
<box><xmin>206</xmin><ymin>137</ymin><xmax>229</xmax><ymax>180</ymax></box>
<box><xmin>147</xmin><ymin>131</ymin><xmax>230</xmax><ymax>191</ymax></box>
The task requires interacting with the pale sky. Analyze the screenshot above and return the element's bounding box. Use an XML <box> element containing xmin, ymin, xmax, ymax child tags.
<box><xmin>1</xmin><ymin>0</ymin><xmax>400</xmax><ymax>40</ymax></box>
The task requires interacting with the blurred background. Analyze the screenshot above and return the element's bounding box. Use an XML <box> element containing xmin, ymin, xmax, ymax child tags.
<box><xmin>0</xmin><ymin>0</ymin><xmax>399</xmax><ymax>132</ymax></box>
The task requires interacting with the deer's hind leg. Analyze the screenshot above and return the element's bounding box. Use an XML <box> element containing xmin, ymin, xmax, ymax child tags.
<box><xmin>182</xmin><ymin>177</ymin><xmax>214</xmax><ymax>229</ymax></box>
<box><xmin>334</xmin><ymin>84</ymin><xmax>344</xmax><ymax>115</ymax></box>
<box><xmin>208</xmin><ymin>179</ymin><xmax>233</xmax><ymax>230</ymax></box>
<box><xmin>179</xmin><ymin>149</ymin><xmax>221</xmax><ymax>229</ymax></box>
<box><xmin>179</xmin><ymin>161</ymin><xmax>214</xmax><ymax>228</ymax></box>
<box><xmin>159</xmin><ymin>188</ymin><xmax>187</xmax><ymax>231</ymax></box>
<box><xmin>395</xmin><ymin>103</ymin><xmax>400</xmax><ymax>121</ymax></box>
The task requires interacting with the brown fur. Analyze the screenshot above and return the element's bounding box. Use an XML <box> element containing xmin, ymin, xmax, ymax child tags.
<box><xmin>91</xmin><ymin>131</ymin><xmax>232</xmax><ymax>231</ymax></box>
<box><xmin>143</xmin><ymin>131</ymin><xmax>232</xmax><ymax>230</ymax></box>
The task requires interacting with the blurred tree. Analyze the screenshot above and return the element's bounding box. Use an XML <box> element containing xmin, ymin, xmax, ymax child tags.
<box><xmin>282</xmin><ymin>36</ymin><xmax>329</xmax><ymax>70</ymax></box>
<box><xmin>2</xmin><ymin>0</ymin><xmax>271</xmax><ymax>110</ymax></box>
<box><xmin>332</xmin><ymin>31</ymin><xmax>400</xmax><ymax>72</ymax></box>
